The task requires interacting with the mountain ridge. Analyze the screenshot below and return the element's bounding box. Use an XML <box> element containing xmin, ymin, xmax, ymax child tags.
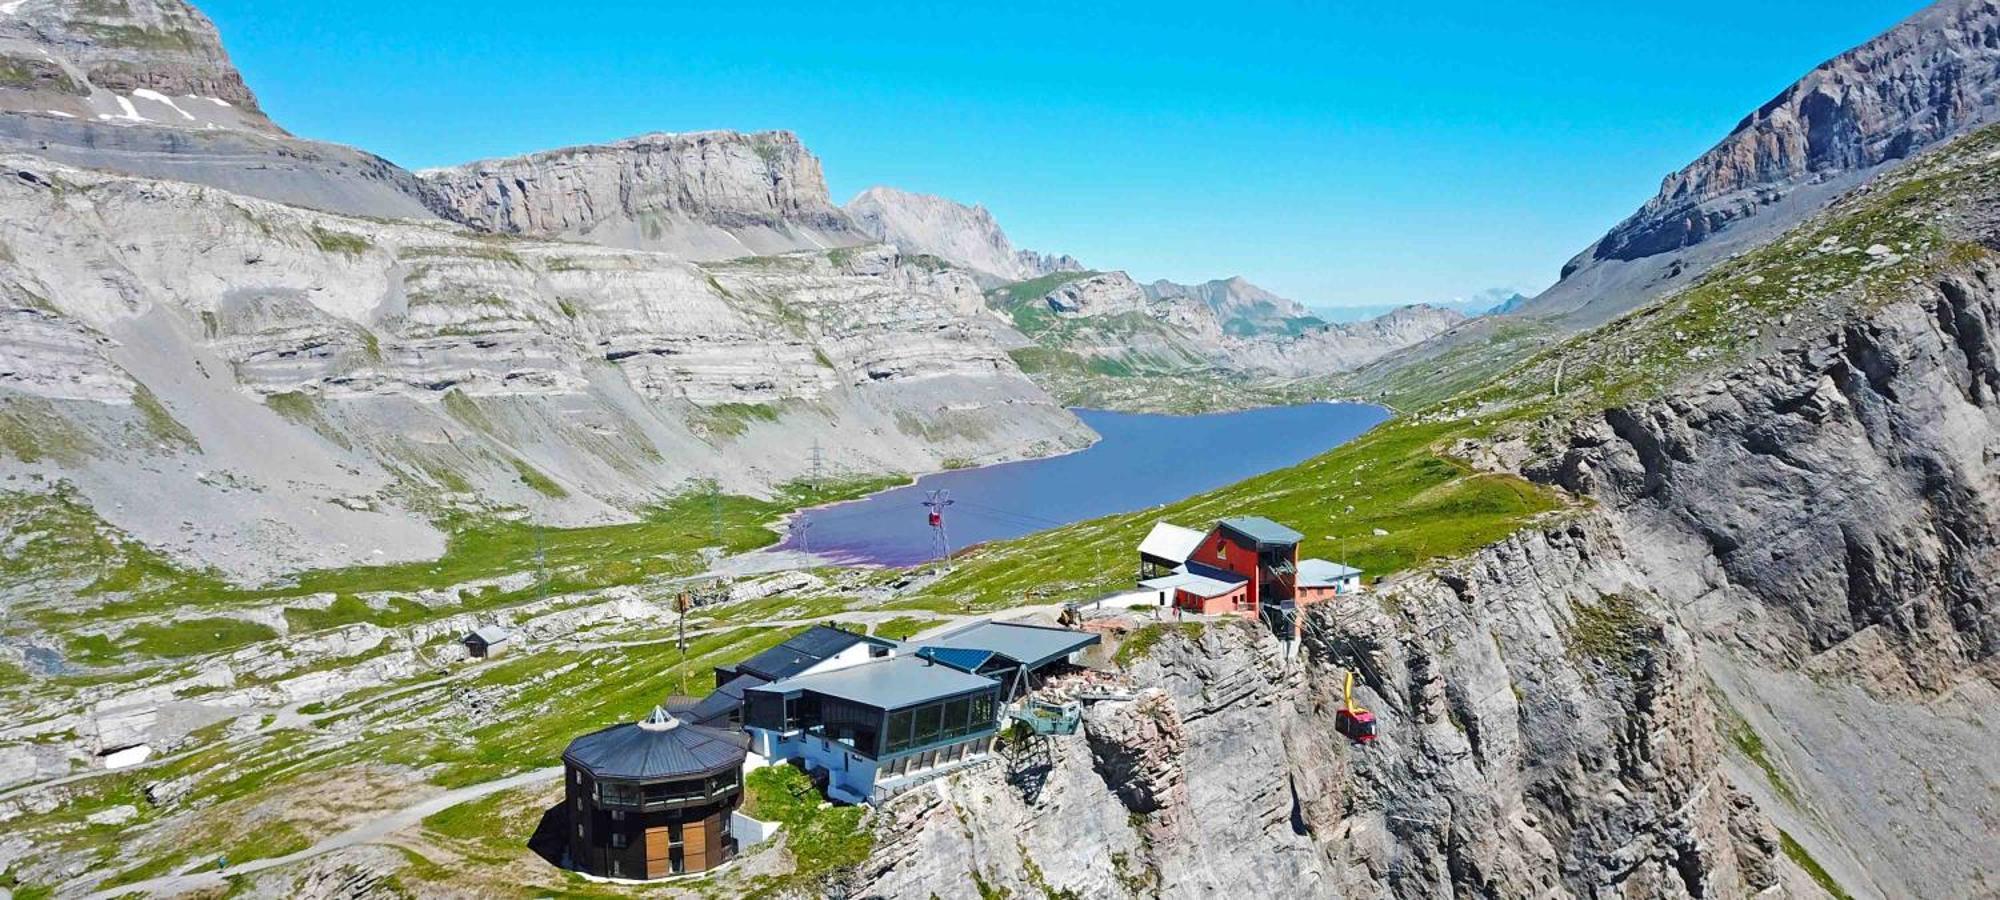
<box><xmin>844</xmin><ymin>185</ymin><xmax>1081</xmax><ymax>284</ymax></box>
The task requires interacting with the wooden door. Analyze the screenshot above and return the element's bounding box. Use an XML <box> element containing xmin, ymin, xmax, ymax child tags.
<box><xmin>682</xmin><ymin>816</ymin><xmax>709</xmax><ymax>872</ymax></box>
<box><xmin>644</xmin><ymin>826</ymin><xmax>672</xmax><ymax>878</ymax></box>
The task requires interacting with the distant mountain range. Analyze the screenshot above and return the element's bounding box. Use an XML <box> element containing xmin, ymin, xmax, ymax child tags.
<box><xmin>1312</xmin><ymin>288</ymin><xmax>1529</xmax><ymax>323</ymax></box>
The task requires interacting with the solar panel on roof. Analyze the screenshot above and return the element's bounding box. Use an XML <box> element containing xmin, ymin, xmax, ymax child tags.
<box><xmin>916</xmin><ymin>646</ymin><xmax>997</xmax><ymax>673</ymax></box>
<box><xmin>735</xmin><ymin>625</ymin><xmax>876</xmax><ymax>680</ymax></box>
<box><xmin>918</xmin><ymin>621</ymin><xmax>1101</xmax><ymax>671</ymax></box>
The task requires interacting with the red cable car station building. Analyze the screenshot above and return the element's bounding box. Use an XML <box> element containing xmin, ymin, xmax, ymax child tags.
<box><xmin>1138</xmin><ymin>516</ymin><xmax>1362</xmax><ymax>617</ymax></box>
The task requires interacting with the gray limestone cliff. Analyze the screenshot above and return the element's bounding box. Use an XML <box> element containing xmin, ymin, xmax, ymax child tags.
<box><xmin>0</xmin><ymin>0</ymin><xmax>444</xmax><ymax>219</ymax></box>
<box><xmin>1583</xmin><ymin>0</ymin><xmax>2000</xmax><ymax>272</ymax></box>
<box><xmin>419</xmin><ymin>131</ymin><xmax>871</xmax><ymax>261</ymax></box>
<box><xmin>845</xmin><ymin>185</ymin><xmax>1082</xmax><ymax>285</ymax></box>
<box><xmin>0</xmin><ymin>153</ymin><xmax>1091</xmax><ymax>580</ymax></box>
<box><xmin>1399</xmin><ymin>0</ymin><xmax>2000</xmax><ymax>386</ymax></box>
<box><xmin>1517</xmin><ymin>261</ymin><xmax>2000</xmax><ymax>897</ymax></box>
<box><xmin>0</xmin><ymin>0</ymin><xmax>269</xmax><ymax>128</ymax></box>
<box><xmin>856</xmin><ymin>577</ymin><xmax>1796</xmax><ymax>898</ymax></box>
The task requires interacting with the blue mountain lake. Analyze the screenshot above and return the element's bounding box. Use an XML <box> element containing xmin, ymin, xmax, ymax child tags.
<box><xmin>778</xmin><ymin>403</ymin><xmax>1390</xmax><ymax>566</ymax></box>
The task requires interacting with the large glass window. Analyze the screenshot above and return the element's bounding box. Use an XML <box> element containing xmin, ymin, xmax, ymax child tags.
<box><xmin>599</xmin><ymin>781</ymin><xmax>640</xmax><ymax>807</ymax></box>
<box><xmin>914</xmin><ymin>703</ymin><xmax>943</xmax><ymax>744</ymax></box>
<box><xmin>886</xmin><ymin>709</ymin><xmax>914</xmax><ymax>754</ymax></box>
<box><xmin>744</xmin><ymin>692</ymin><xmax>787</xmax><ymax>731</ymax></box>
<box><xmin>970</xmin><ymin>693</ymin><xmax>995</xmax><ymax>727</ymax></box>
<box><xmin>942</xmin><ymin>698</ymin><xmax>971</xmax><ymax>738</ymax></box>
<box><xmin>640</xmin><ymin>778</ymin><xmax>705</xmax><ymax>804</ymax></box>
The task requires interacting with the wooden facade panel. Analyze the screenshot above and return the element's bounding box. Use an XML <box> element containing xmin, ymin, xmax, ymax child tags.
<box><xmin>682</xmin><ymin>816</ymin><xmax>709</xmax><ymax>871</ymax></box>
<box><xmin>645</xmin><ymin>826</ymin><xmax>672</xmax><ymax>878</ymax></box>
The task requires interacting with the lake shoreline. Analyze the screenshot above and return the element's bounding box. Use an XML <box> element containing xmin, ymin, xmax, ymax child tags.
<box><xmin>768</xmin><ymin>402</ymin><xmax>1392</xmax><ymax>567</ymax></box>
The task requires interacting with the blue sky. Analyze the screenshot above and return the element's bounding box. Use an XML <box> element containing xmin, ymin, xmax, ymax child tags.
<box><xmin>199</xmin><ymin>1</ymin><xmax>1926</xmax><ymax>308</ymax></box>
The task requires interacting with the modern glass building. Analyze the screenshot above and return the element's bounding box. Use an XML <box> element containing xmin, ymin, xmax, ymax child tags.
<box><xmin>742</xmin><ymin>655</ymin><xmax>1003</xmax><ymax>802</ymax></box>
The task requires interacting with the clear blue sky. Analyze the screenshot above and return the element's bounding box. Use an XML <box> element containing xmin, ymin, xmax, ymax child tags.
<box><xmin>199</xmin><ymin>0</ymin><xmax>1926</xmax><ymax>308</ymax></box>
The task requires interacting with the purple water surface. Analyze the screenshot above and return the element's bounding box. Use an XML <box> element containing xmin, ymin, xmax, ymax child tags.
<box><xmin>778</xmin><ymin>404</ymin><xmax>1389</xmax><ymax>566</ymax></box>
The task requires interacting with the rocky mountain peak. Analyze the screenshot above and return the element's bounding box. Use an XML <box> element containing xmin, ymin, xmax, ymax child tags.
<box><xmin>844</xmin><ymin>184</ymin><xmax>1082</xmax><ymax>284</ymax></box>
<box><xmin>0</xmin><ymin>0</ymin><xmax>275</xmax><ymax>132</ymax></box>
<box><xmin>1143</xmin><ymin>275</ymin><xmax>1312</xmax><ymax>326</ymax></box>
<box><xmin>1502</xmin><ymin>0</ymin><xmax>2000</xmax><ymax>328</ymax></box>
<box><xmin>1575</xmin><ymin>0</ymin><xmax>2000</xmax><ymax>272</ymax></box>
<box><xmin>418</xmin><ymin>129</ymin><xmax>870</xmax><ymax>260</ymax></box>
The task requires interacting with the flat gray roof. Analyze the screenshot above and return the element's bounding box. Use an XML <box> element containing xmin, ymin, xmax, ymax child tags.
<box><xmin>1218</xmin><ymin>516</ymin><xmax>1304</xmax><ymax>546</ymax></box>
<box><xmin>748</xmin><ymin>654</ymin><xmax>997</xmax><ymax>711</ymax></box>
<box><xmin>921</xmin><ymin>620</ymin><xmax>1101</xmax><ymax>670</ymax></box>
<box><xmin>1297</xmin><ymin>558</ymin><xmax>1362</xmax><ymax>588</ymax></box>
<box><xmin>466</xmin><ymin>625</ymin><xmax>512</xmax><ymax>644</ymax></box>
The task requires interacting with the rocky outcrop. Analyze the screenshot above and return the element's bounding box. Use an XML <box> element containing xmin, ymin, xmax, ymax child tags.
<box><xmin>419</xmin><ymin>131</ymin><xmax>871</xmax><ymax>261</ymax></box>
<box><xmin>845</xmin><ymin>185</ymin><xmax>1082</xmax><ymax>285</ymax></box>
<box><xmin>0</xmin><ymin>0</ymin><xmax>271</xmax><ymax>129</ymax></box>
<box><xmin>1144</xmin><ymin>275</ymin><xmax>1313</xmax><ymax>333</ymax></box>
<box><xmin>1585</xmin><ymin>0</ymin><xmax>2000</xmax><ymax>269</ymax></box>
<box><xmin>1520</xmin><ymin>260</ymin><xmax>2000</xmax><ymax>898</ymax></box>
<box><xmin>0</xmin><ymin>0</ymin><xmax>446</xmax><ymax>219</ymax></box>
<box><xmin>863</xmin><ymin>589</ymin><xmax>1786</xmax><ymax>899</ymax></box>
<box><xmin>1520</xmin><ymin>0</ymin><xmax>2000</xmax><ymax>328</ymax></box>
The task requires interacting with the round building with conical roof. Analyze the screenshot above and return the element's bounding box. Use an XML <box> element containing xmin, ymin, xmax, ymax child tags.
<box><xmin>562</xmin><ymin>707</ymin><xmax>751</xmax><ymax>879</ymax></box>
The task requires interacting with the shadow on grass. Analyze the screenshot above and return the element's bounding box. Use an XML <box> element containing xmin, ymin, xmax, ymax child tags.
<box><xmin>527</xmin><ymin>802</ymin><xmax>568</xmax><ymax>870</ymax></box>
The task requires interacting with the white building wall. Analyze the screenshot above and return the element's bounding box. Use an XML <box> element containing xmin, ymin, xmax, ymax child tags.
<box><xmin>797</xmin><ymin>641</ymin><xmax>890</xmax><ymax>678</ymax></box>
<box><xmin>745</xmin><ymin>728</ymin><xmax>884</xmax><ymax>800</ymax></box>
<box><xmin>731</xmin><ymin>810</ymin><xmax>783</xmax><ymax>847</ymax></box>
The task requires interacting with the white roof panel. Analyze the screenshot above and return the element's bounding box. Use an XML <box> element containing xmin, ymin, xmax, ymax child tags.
<box><xmin>1138</xmin><ymin>522</ymin><xmax>1206</xmax><ymax>564</ymax></box>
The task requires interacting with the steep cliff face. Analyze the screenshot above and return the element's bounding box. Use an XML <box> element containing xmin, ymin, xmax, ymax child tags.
<box><xmin>0</xmin><ymin>0</ymin><xmax>269</xmax><ymax>128</ymax></box>
<box><xmin>0</xmin><ymin>0</ymin><xmax>445</xmax><ymax>219</ymax></box>
<box><xmin>1586</xmin><ymin>0</ymin><xmax>2000</xmax><ymax>270</ymax></box>
<box><xmin>845</xmin><ymin>186</ymin><xmax>1082</xmax><ymax>285</ymax></box>
<box><xmin>1522</xmin><ymin>263</ymin><xmax>2000</xmax><ymax>898</ymax></box>
<box><xmin>860</xmin><ymin>578</ymin><xmax>1790</xmax><ymax>899</ymax></box>
<box><xmin>419</xmin><ymin>131</ymin><xmax>871</xmax><ymax>261</ymax></box>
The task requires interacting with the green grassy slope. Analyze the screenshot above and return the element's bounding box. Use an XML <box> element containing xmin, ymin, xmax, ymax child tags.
<box><xmin>3</xmin><ymin>476</ymin><xmax>903</xmax><ymax>670</ymax></box>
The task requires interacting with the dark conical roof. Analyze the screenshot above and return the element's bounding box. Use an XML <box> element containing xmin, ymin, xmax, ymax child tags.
<box><xmin>562</xmin><ymin>707</ymin><xmax>750</xmax><ymax>780</ymax></box>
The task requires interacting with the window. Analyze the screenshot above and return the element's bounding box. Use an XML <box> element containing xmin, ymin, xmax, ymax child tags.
<box><xmin>887</xmin><ymin>709</ymin><xmax>915</xmax><ymax>754</ymax></box>
<box><xmin>942</xmin><ymin>697</ymin><xmax>971</xmax><ymax>738</ymax></box>
<box><xmin>610</xmin><ymin>809</ymin><xmax>625</xmax><ymax>821</ymax></box>
<box><xmin>575</xmin><ymin>797</ymin><xmax>582</xmax><ymax>812</ymax></box>
<box><xmin>914</xmin><ymin>703</ymin><xmax>943</xmax><ymax>744</ymax></box>
<box><xmin>611</xmin><ymin>832</ymin><xmax>628</xmax><ymax>849</ymax></box>
<box><xmin>576</xmin><ymin>824</ymin><xmax>584</xmax><ymax>838</ymax></box>
<box><xmin>610</xmin><ymin>860</ymin><xmax>622</xmax><ymax>877</ymax></box>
